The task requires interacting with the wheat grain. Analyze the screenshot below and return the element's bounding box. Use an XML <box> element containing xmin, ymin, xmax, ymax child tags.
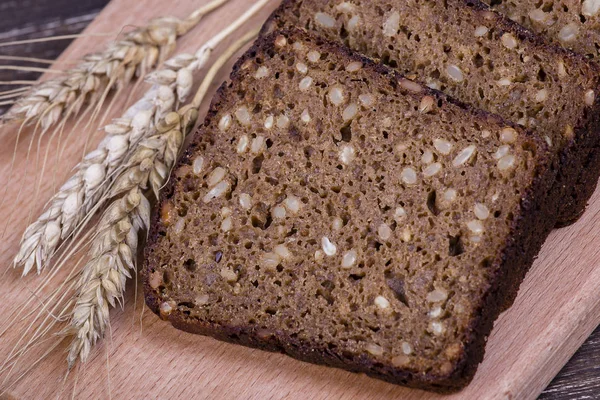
<box><xmin>65</xmin><ymin>29</ymin><xmax>257</xmax><ymax>368</ymax></box>
<box><xmin>14</xmin><ymin>0</ymin><xmax>270</xmax><ymax>276</ymax></box>
<box><xmin>1</xmin><ymin>0</ymin><xmax>229</xmax><ymax>132</ymax></box>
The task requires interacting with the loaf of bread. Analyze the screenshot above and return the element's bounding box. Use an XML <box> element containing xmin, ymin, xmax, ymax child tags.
<box><xmin>483</xmin><ymin>0</ymin><xmax>600</xmax><ymax>60</ymax></box>
<box><xmin>262</xmin><ymin>0</ymin><xmax>600</xmax><ymax>227</ymax></box>
<box><xmin>144</xmin><ymin>29</ymin><xmax>559</xmax><ymax>392</ymax></box>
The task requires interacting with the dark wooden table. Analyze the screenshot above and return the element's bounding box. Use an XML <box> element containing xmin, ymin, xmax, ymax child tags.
<box><xmin>0</xmin><ymin>0</ymin><xmax>599</xmax><ymax>398</ymax></box>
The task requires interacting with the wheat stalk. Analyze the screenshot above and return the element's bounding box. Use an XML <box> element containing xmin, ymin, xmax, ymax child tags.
<box><xmin>64</xmin><ymin>29</ymin><xmax>258</xmax><ymax>368</ymax></box>
<box><xmin>13</xmin><ymin>0</ymin><xmax>271</xmax><ymax>277</ymax></box>
<box><xmin>0</xmin><ymin>0</ymin><xmax>229</xmax><ymax>132</ymax></box>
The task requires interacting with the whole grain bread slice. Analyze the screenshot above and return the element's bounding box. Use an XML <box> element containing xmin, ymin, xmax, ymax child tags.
<box><xmin>262</xmin><ymin>0</ymin><xmax>600</xmax><ymax>227</ymax></box>
<box><xmin>482</xmin><ymin>0</ymin><xmax>600</xmax><ymax>61</ymax></box>
<box><xmin>144</xmin><ymin>29</ymin><xmax>558</xmax><ymax>392</ymax></box>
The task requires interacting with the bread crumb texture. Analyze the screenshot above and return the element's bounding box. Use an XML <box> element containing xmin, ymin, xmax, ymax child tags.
<box><xmin>145</xmin><ymin>30</ymin><xmax>550</xmax><ymax>391</ymax></box>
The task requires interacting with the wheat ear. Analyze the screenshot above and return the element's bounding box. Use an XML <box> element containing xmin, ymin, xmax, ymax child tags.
<box><xmin>65</xmin><ymin>29</ymin><xmax>258</xmax><ymax>369</ymax></box>
<box><xmin>0</xmin><ymin>0</ymin><xmax>229</xmax><ymax>131</ymax></box>
<box><xmin>13</xmin><ymin>0</ymin><xmax>271</xmax><ymax>276</ymax></box>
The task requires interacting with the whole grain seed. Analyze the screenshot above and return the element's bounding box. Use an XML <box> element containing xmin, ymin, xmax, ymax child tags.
<box><xmin>341</xmin><ymin>249</ymin><xmax>357</xmax><ymax>268</ymax></box>
<box><xmin>239</xmin><ymin>193</ymin><xmax>252</xmax><ymax>209</ymax></box>
<box><xmin>296</xmin><ymin>62</ymin><xmax>308</xmax><ymax>74</ymax></box>
<box><xmin>378</xmin><ymin>223</ymin><xmax>392</xmax><ymax>240</ymax></box>
<box><xmin>374</xmin><ymin>295</ymin><xmax>391</xmax><ymax>309</ymax></box>
<box><xmin>421</xmin><ymin>150</ymin><xmax>434</xmax><ymax>164</ymax></box>
<box><xmin>394</xmin><ymin>207</ymin><xmax>407</xmax><ymax>220</ymax></box>
<box><xmin>207</xmin><ymin>167</ymin><xmax>226</xmax><ymax>187</ymax></box>
<box><xmin>339</xmin><ymin>144</ymin><xmax>356</xmax><ymax>165</ymax></box>
<box><xmin>203</xmin><ymin>180</ymin><xmax>230</xmax><ymax>203</ymax></box>
<box><xmin>342</xmin><ymin>103</ymin><xmax>358</xmax><ymax>121</ymax></box>
<box><xmin>383</xmin><ymin>11</ymin><xmax>400</xmax><ymax>37</ymax></box>
<box><xmin>500</xmin><ymin>127</ymin><xmax>517</xmax><ymax>143</ymax></box>
<box><xmin>321</xmin><ymin>237</ymin><xmax>337</xmax><ymax>256</ymax></box>
<box><xmin>358</xmin><ymin>93</ymin><xmax>375</xmax><ymax>107</ymax></box>
<box><xmin>444</xmin><ymin>188</ymin><xmax>457</xmax><ymax>203</ymax></box>
<box><xmin>299</xmin><ymin>76</ymin><xmax>313</xmax><ymax>91</ymax></box>
<box><xmin>501</xmin><ymin>33</ymin><xmax>518</xmax><ymax>49</ymax></box>
<box><xmin>346</xmin><ymin>61</ymin><xmax>363</xmax><ymax>72</ymax></box>
<box><xmin>423</xmin><ymin>163</ymin><xmax>442</xmax><ymax>177</ymax></box>
<box><xmin>430</xmin><ymin>321</ymin><xmax>445</xmax><ymax>336</ymax></box>
<box><xmin>474</xmin><ymin>25</ymin><xmax>489</xmax><ymax>37</ymax></box>
<box><xmin>426</xmin><ymin>288</ymin><xmax>448</xmax><ymax>303</ymax></box>
<box><xmin>193</xmin><ymin>156</ymin><xmax>204</xmax><ymax>175</ymax></box>
<box><xmin>419</xmin><ymin>96</ymin><xmax>434</xmax><ymax>113</ymax></box>
<box><xmin>585</xmin><ymin>89</ymin><xmax>596</xmax><ymax>106</ymax></box>
<box><xmin>237</xmin><ymin>135</ymin><xmax>249</xmax><ymax>154</ymax></box>
<box><xmin>429</xmin><ymin>307</ymin><xmax>443</xmax><ymax>318</ymax></box>
<box><xmin>332</xmin><ymin>216</ymin><xmax>343</xmax><ymax>231</ymax></box>
<box><xmin>218</xmin><ymin>114</ymin><xmax>232</xmax><ymax>131</ymax></box>
<box><xmin>328</xmin><ymin>86</ymin><xmax>345</xmax><ymax>106</ymax></box>
<box><xmin>433</xmin><ymin>139</ymin><xmax>453</xmax><ymax>155</ymax></box>
<box><xmin>307</xmin><ymin>50</ymin><xmax>321</xmax><ymax>63</ymax></box>
<box><xmin>467</xmin><ymin>219</ymin><xmax>485</xmax><ymax>234</ymax></box>
<box><xmin>347</xmin><ymin>15</ymin><xmax>360</xmax><ymax>31</ymax></box>
<box><xmin>277</xmin><ymin>114</ymin><xmax>290</xmax><ymax>128</ymax></box>
<box><xmin>452</xmin><ymin>145</ymin><xmax>476</xmax><ymax>167</ymax></box>
<box><xmin>558</xmin><ymin>23</ymin><xmax>579</xmax><ymax>42</ymax></box>
<box><xmin>301</xmin><ymin>108</ymin><xmax>311</xmax><ymax>123</ymax></box>
<box><xmin>272</xmin><ymin>205</ymin><xmax>287</xmax><ymax>219</ymax></box>
<box><xmin>446</xmin><ymin>65</ymin><xmax>464</xmax><ymax>82</ymax></box>
<box><xmin>251</xmin><ymin>136</ymin><xmax>266</xmax><ymax>154</ymax></box>
<box><xmin>315</xmin><ymin>12</ymin><xmax>336</xmax><ymax>28</ymax></box>
<box><xmin>264</xmin><ymin>115</ymin><xmax>274</xmax><ymax>129</ymax></box>
<box><xmin>235</xmin><ymin>106</ymin><xmax>251</xmax><ymax>125</ymax></box>
<box><xmin>582</xmin><ymin>0</ymin><xmax>600</xmax><ymax>17</ymax></box>
<box><xmin>529</xmin><ymin>9</ymin><xmax>549</xmax><ymax>23</ymax></box>
<box><xmin>284</xmin><ymin>195</ymin><xmax>301</xmax><ymax>213</ymax></box>
<box><xmin>494</xmin><ymin>145</ymin><xmax>510</xmax><ymax>160</ymax></box>
<box><xmin>474</xmin><ymin>203</ymin><xmax>490</xmax><ymax>220</ymax></box>
<box><xmin>255</xmin><ymin>66</ymin><xmax>269</xmax><ymax>79</ymax></box>
<box><xmin>497</xmin><ymin>154</ymin><xmax>516</xmax><ymax>171</ymax></box>
<box><xmin>261</xmin><ymin>252</ymin><xmax>281</xmax><ymax>270</ymax></box>
<box><xmin>274</xmin><ymin>244</ymin><xmax>291</xmax><ymax>259</ymax></box>
<box><xmin>401</xmin><ymin>167</ymin><xmax>418</xmax><ymax>184</ymax></box>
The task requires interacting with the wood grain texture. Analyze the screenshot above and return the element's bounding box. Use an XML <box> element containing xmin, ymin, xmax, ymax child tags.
<box><xmin>0</xmin><ymin>0</ymin><xmax>599</xmax><ymax>399</ymax></box>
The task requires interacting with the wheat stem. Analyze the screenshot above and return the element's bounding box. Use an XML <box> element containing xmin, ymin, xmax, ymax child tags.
<box><xmin>0</xmin><ymin>33</ymin><xmax>118</xmax><ymax>47</ymax></box>
<box><xmin>0</xmin><ymin>65</ymin><xmax>63</xmax><ymax>74</ymax></box>
<box><xmin>0</xmin><ymin>55</ymin><xmax>76</xmax><ymax>64</ymax></box>
<box><xmin>0</xmin><ymin>80</ymin><xmax>36</xmax><ymax>85</ymax></box>
<box><xmin>65</xmin><ymin>29</ymin><xmax>257</xmax><ymax>368</ymax></box>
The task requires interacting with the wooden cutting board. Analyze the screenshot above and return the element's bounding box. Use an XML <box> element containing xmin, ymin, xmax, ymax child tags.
<box><xmin>1</xmin><ymin>0</ymin><xmax>600</xmax><ymax>398</ymax></box>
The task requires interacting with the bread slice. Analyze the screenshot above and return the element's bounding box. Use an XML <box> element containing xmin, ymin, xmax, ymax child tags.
<box><xmin>482</xmin><ymin>0</ymin><xmax>600</xmax><ymax>61</ymax></box>
<box><xmin>144</xmin><ymin>29</ymin><xmax>558</xmax><ymax>392</ymax></box>
<box><xmin>262</xmin><ymin>0</ymin><xmax>600</xmax><ymax>227</ymax></box>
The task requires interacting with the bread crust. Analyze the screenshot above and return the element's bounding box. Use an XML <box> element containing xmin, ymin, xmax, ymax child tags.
<box><xmin>144</xmin><ymin>29</ymin><xmax>560</xmax><ymax>392</ymax></box>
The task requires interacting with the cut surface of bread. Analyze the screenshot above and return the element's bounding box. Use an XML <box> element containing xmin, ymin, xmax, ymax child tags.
<box><xmin>262</xmin><ymin>0</ymin><xmax>600</xmax><ymax>227</ymax></box>
<box><xmin>144</xmin><ymin>29</ymin><xmax>558</xmax><ymax>392</ymax></box>
<box><xmin>482</xmin><ymin>0</ymin><xmax>600</xmax><ymax>60</ymax></box>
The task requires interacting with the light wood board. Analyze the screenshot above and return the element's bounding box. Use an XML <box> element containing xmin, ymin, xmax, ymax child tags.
<box><xmin>1</xmin><ymin>0</ymin><xmax>599</xmax><ymax>398</ymax></box>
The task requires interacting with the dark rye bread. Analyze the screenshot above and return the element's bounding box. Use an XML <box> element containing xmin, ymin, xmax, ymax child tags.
<box><xmin>482</xmin><ymin>0</ymin><xmax>600</xmax><ymax>60</ymax></box>
<box><xmin>262</xmin><ymin>0</ymin><xmax>600</xmax><ymax>227</ymax></box>
<box><xmin>144</xmin><ymin>29</ymin><xmax>559</xmax><ymax>392</ymax></box>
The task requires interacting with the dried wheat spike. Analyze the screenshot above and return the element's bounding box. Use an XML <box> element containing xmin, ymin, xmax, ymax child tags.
<box><xmin>14</xmin><ymin>0</ymin><xmax>267</xmax><ymax>276</ymax></box>
<box><xmin>0</xmin><ymin>0</ymin><xmax>228</xmax><ymax>131</ymax></box>
<box><xmin>66</xmin><ymin>107</ymin><xmax>198</xmax><ymax>368</ymax></box>
<box><xmin>12</xmin><ymin>47</ymin><xmax>206</xmax><ymax>275</ymax></box>
<box><xmin>64</xmin><ymin>29</ymin><xmax>258</xmax><ymax>368</ymax></box>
